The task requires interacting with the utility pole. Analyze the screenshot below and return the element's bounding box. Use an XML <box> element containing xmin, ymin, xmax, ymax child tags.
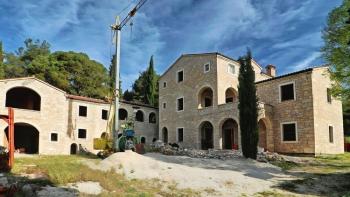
<box><xmin>110</xmin><ymin>0</ymin><xmax>147</xmax><ymax>150</ymax></box>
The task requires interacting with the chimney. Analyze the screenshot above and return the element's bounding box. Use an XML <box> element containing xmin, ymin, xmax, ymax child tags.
<box><xmin>266</xmin><ymin>64</ymin><xmax>276</xmax><ymax>77</ymax></box>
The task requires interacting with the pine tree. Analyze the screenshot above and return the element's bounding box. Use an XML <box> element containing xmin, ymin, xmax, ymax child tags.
<box><xmin>144</xmin><ymin>56</ymin><xmax>157</xmax><ymax>106</ymax></box>
<box><xmin>238</xmin><ymin>49</ymin><xmax>259</xmax><ymax>159</ymax></box>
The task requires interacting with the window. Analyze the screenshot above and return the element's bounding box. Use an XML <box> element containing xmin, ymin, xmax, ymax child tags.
<box><xmin>177</xmin><ymin>97</ymin><xmax>184</xmax><ymax>111</ymax></box>
<box><xmin>119</xmin><ymin>108</ymin><xmax>128</xmax><ymax>120</ymax></box>
<box><xmin>163</xmin><ymin>102</ymin><xmax>166</xmax><ymax>109</ymax></box>
<box><xmin>177</xmin><ymin>128</ymin><xmax>184</xmax><ymax>142</ymax></box>
<box><xmin>177</xmin><ymin>70</ymin><xmax>184</xmax><ymax>83</ymax></box>
<box><xmin>282</xmin><ymin>122</ymin><xmax>297</xmax><ymax>142</ymax></box>
<box><xmin>102</xmin><ymin>110</ymin><xmax>108</xmax><ymax>120</ymax></box>
<box><xmin>329</xmin><ymin>126</ymin><xmax>334</xmax><ymax>143</ymax></box>
<box><xmin>79</xmin><ymin>106</ymin><xmax>87</xmax><ymax>117</ymax></box>
<box><xmin>327</xmin><ymin>88</ymin><xmax>332</xmax><ymax>103</ymax></box>
<box><xmin>163</xmin><ymin>82</ymin><xmax>167</xmax><ymax>88</ymax></box>
<box><xmin>141</xmin><ymin>137</ymin><xmax>146</xmax><ymax>144</ymax></box>
<box><xmin>136</xmin><ymin>110</ymin><xmax>144</xmax><ymax>122</ymax></box>
<box><xmin>280</xmin><ymin>82</ymin><xmax>295</xmax><ymax>102</ymax></box>
<box><xmin>78</xmin><ymin>129</ymin><xmax>87</xmax><ymax>139</ymax></box>
<box><xmin>149</xmin><ymin>112</ymin><xmax>156</xmax><ymax>123</ymax></box>
<box><xmin>228</xmin><ymin>64</ymin><xmax>235</xmax><ymax>75</ymax></box>
<box><xmin>204</xmin><ymin>63</ymin><xmax>210</xmax><ymax>73</ymax></box>
<box><xmin>50</xmin><ymin>133</ymin><xmax>58</xmax><ymax>142</ymax></box>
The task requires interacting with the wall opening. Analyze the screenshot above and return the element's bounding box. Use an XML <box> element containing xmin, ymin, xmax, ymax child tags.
<box><xmin>4</xmin><ymin>123</ymin><xmax>39</xmax><ymax>154</ymax></box>
<box><xmin>162</xmin><ymin>127</ymin><xmax>168</xmax><ymax>143</ymax></box>
<box><xmin>200</xmin><ymin>121</ymin><xmax>214</xmax><ymax>150</ymax></box>
<box><xmin>149</xmin><ymin>112</ymin><xmax>156</xmax><ymax>123</ymax></box>
<box><xmin>119</xmin><ymin>108</ymin><xmax>128</xmax><ymax>120</ymax></box>
<box><xmin>198</xmin><ymin>87</ymin><xmax>213</xmax><ymax>108</ymax></box>
<box><xmin>70</xmin><ymin>143</ymin><xmax>78</xmax><ymax>155</ymax></box>
<box><xmin>135</xmin><ymin>110</ymin><xmax>144</xmax><ymax>122</ymax></box>
<box><xmin>6</xmin><ymin>87</ymin><xmax>41</xmax><ymax>111</ymax></box>
<box><xmin>141</xmin><ymin>137</ymin><xmax>146</xmax><ymax>144</ymax></box>
<box><xmin>225</xmin><ymin>88</ymin><xmax>237</xmax><ymax>103</ymax></box>
<box><xmin>258</xmin><ymin>119</ymin><xmax>267</xmax><ymax>149</ymax></box>
<box><xmin>222</xmin><ymin>119</ymin><xmax>238</xmax><ymax>149</ymax></box>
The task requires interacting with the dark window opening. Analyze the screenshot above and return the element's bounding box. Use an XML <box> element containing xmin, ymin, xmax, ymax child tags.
<box><xmin>327</xmin><ymin>88</ymin><xmax>332</xmax><ymax>103</ymax></box>
<box><xmin>149</xmin><ymin>113</ymin><xmax>156</xmax><ymax>123</ymax></box>
<box><xmin>280</xmin><ymin>83</ymin><xmax>295</xmax><ymax>101</ymax></box>
<box><xmin>79</xmin><ymin>106</ymin><xmax>87</xmax><ymax>117</ymax></box>
<box><xmin>78</xmin><ymin>129</ymin><xmax>87</xmax><ymax>139</ymax></box>
<box><xmin>163</xmin><ymin>82</ymin><xmax>167</xmax><ymax>88</ymax></box>
<box><xmin>102</xmin><ymin>110</ymin><xmax>108</xmax><ymax>120</ymax></box>
<box><xmin>136</xmin><ymin>110</ymin><xmax>144</xmax><ymax>122</ymax></box>
<box><xmin>282</xmin><ymin>123</ymin><xmax>296</xmax><ymax>141</ymax></box>
<box><xmin>163</xmin><ymin>103</ymin><xmax>166</xmax><ymax>109</ymax></box>
<box><xmin>226</xmin><ymin>98</ymin><xmax>233</xmax><ymax>103</ymax></box>
<box><xmin>329</xmin><ymin>126</ymin><xmax>334</xmax><ymax>143</ymax></box>
<box><xmin>119</xmin><ymin>108</ymin><xmax>128</xmax><ymax>120</ymax></box>
<box><xmin>6</xmin><ymin>87</ymin><xmax>41</xmax><ymax>111</ymax></box>
<box><xmin>162</xmin><ymin>127</ymin><xmax>168</xmax><ymax>143</ymax></box>
<box><xmin>178</xmin><ymin>128</ymin><xmax>184</xmax><ymax>142</ymax></box>
<box><xmin>177</xmin><ymin>70</ymin><xmax>184</xmax><ymax>82</ymax></box>
<box><xmin>51</xmin><ymin>133</ymin><xmax>58</xmax><ymax>142</ymax></box>
<box><xmin>204</xmin><ymin>97</ymin><xmax>212</xmax><ymax>107</ymax></box>
<box><xmin>177</xmin><ymin>98</ymin><xmax>184</xmax><ymax>111</ymax></box>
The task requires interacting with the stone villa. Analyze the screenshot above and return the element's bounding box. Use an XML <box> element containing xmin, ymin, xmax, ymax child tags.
<box><xmin>0</xmin><ymin>52</ymin><xmax>344</xmax><ymax>155</ymax></box>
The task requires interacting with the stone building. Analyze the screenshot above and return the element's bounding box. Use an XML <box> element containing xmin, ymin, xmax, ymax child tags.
<box><xmin>158</xmin><ymin>52</ymin><xmax>344</xmax><ymax>154</ymax></box>
<box><xmin>0</xmin><ymin>77</ymin><xmax>158</xmax><ymax>155</ymax></box>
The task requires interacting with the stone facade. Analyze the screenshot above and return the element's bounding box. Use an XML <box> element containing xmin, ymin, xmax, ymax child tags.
<box><xmin>0</xmin><ymin>77</ymin><xmax>158</xmax><ymax>155</ymax></box>
<box><xmin>159</xmin><ymin>52</ymin><xmax>344</xmax><ymax>154</ymax></box>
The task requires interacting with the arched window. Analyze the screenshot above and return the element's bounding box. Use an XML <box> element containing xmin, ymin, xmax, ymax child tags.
<box><xmin>141</xmin><ymin>137</ymin><xmax>146</xmax><ymax>144</ymax></box>
<box><xmin>6</xmin><ymin>87</ymin><xmax>41</xmax><ymax>111</ymax></box>
<box><xmin>149</xmin><ymin>112</ymin><xmax>156</xmax><ymax>123</ymax></box>
<box><xmin>135</xmin><ymin>110</ymin><xmax>144</xmax><ymax>122</ymax></box>
<box><xmin>225</xmin><ymin>88</ymin><xmax>238</xmax><ymax>103</ymax></box>
<box><xmin>198</xmin><ymin>87</ymin><xmax>213</xmax><ymax>108</ymax></box>
<box><xmin>119</xmin><ymin>108</ymin><xmax>128</xmax><ymax>120</ymax></box>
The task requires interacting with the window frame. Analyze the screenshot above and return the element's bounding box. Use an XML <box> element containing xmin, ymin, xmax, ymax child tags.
<box><xmin>50</xmin><ymin>132</ymin><xmax>59</xmax><ymax>142</ymax></box>
<box><xmin>328</xmin><ymin>124</ymin><xmax>334</xmax><ymax>143</ymax></box>
<box><xmin>227</xmin><ymin>64</ymin><xmax>236</xmax><ymax>75</ymax></box>
<box><xmin>78</xmin><ymin>129</ymin><xmax>87</xmax><ymax>139</ymax></box>
<box><xmin>327</xmin><ymin>88</ymin><xmax>332</xmax><ymax>104</ymax></box>
<box><xmin>279</xmin><ymin>81</ymin><xmax>296</xmax><ymax>102</ymax></box>
<box><xmin>176</xmin><ymin>97</ymin><xmax>184</xmax><ymax>112</ymax></box>
<box><xmin>280</xmin><ymin>121</ymin><xmax>298</xmax><ymax>143</ymax></box>
<box><xmin>177</xmin><ymin>127</ymin><xmax>184</xmax><ymax>142</ymax></box>
<box><xmin>102</xmin><ymin>109</ymin><xmax>108</xmax><ymax>120</ymax></box>
<box><xmin>177</xmin><ymin>69</ymin><xmax>184</xmax><ymax>83</ymax></box>
<box><xmin>163</xmin><ymin>81</ymin><xmax>167</xmax><ymax>88</ymax></box>
<box><xmin>204</xmin><ymin>62</ymin><xmax>211</xmax><ymax>73</ymax></box>
<box><xmin>79</xmin><ymin>105</ymin><xmax>88</xmax><ymax>117</ymax></box>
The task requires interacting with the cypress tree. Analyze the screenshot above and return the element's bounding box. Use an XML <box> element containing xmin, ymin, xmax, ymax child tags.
<box><xmin>238</xmin><ymin>49</ymin><xmax>259</xmax><ymax>159</ymax></box>
<box><xmin>144</xmin><ymin>56</ymin><xmax>157</xmax><ymax>106</ymax></box>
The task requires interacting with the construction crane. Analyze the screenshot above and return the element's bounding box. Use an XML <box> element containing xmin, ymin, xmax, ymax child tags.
<box><xmin>110</xmin><ymin>0</ymin><xmax>148</xmax><ymax>150</ymax></box>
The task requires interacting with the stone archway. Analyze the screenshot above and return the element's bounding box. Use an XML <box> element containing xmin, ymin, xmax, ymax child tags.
<box><xmin>200</xmin><ymin>121</ymin><xmax>214</xmax><ymax>150</ymax></box>
<box><xmin>222</xmin><ymin>119</ymin><xmax>239</xmax><ymax>149</ymax></box>
<box><xmin>258</xmin><ymin>119</ymin><xmax>267</xmax><ymax>150</ymax></box>
<box><xmin>6</xmin><ymin>87</ymin><xmax>41</xmax><ymax>111</ymax></box>
<box><xmin>4</xmin><ymin>123</ymin><xmax>39</xmax><ymax>154</ymax></box>
<box><xmin>198</xmin><ymin>87</ymin><xmax>214</xmax><ymax>108</ymax></box>
<box><xmin>70</xmin><ymin>143</ymin><xmax>78</xmax><ymax>155</ymax></box>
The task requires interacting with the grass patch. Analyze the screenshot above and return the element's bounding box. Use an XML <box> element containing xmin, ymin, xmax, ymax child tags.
<box><xmin>254</xmin><ymin>190</ymin><xmax>296</xmax><ymax>197</ymax></box>
<box><xmin>269</xmin><ymin>161</ymin><xmax>299</xmax><ymax>171</ymax></box>
<box><xmin>345</xmin><ymin>136</ymin><xmax>350</xmax><ymax>143</ymax></box>
<box><xmin>11</xmin><ymin>155</ymin><xmax>200</xmax><ymax>196</ymax></box>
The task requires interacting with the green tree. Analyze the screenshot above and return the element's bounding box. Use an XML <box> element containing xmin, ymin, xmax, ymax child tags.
<box><xmin>238</xmin><ymin>50</ymin><xmax>259</xmax><ymax>159</ymax></box>
<box><xmin>322</xmin><ymin>0</ymin><xmax>350</xmax><ymax>99</ymax></box>
<box><xmin>144</xmin><ymin>56</ymin><xmax>157</xmax><ymax>106</ymax></box>
<box><xmin>123</xmin><ymin>89</ymin><xmax>134</xmax><ymax>101</ymax></box>
<box><xmin>108</xmin><ymin>55</ymin><xmax>122</xmax><ymax>98</ymax></box>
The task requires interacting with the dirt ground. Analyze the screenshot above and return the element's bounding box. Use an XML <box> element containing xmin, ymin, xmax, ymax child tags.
<box><xmin>86</xmin><ymin>151</ymin><xmax>293</xmax><ymax>196</ymax></box>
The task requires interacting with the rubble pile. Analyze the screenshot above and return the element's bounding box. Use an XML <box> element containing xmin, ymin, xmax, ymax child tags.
<box><xmin>257</xmin><ymin>151</ymin><xmax>285</xmax><ymax>163</ymax></box>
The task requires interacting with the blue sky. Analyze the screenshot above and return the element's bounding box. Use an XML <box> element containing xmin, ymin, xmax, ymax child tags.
<box><xmin>0</xmin><ymin>0</ymin><xmax>342</xmax><ymax>90</ymax></box>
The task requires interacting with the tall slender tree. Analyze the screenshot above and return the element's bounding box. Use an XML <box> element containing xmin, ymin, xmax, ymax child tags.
<box><xmin>0</xmin><ymin>41</ymin><xmax>4</xmax><ymax>79</ymax></box>
<box><xmin>238</xmin><ymin>49</ymin><xmax>259</xmax><ymax>159</ymax></box>
<box><xmin>144</xmin><ymin>56</ymin><xmax>157</xmax><ymax>106</ymax></box>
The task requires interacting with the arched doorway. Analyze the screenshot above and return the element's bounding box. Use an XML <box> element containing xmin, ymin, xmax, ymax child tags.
<box><xmin>70</xmin><ymin>143</ymin><xmax>78</xmax><ymax>155</ymax></box>
<box><xmin>149</xmin><ymin>113</ymin><xmax>156</xmax><ymax>123</ymax></box>
<box><xmin>222</xmin><ymin>119</ymin><xmax>239</xmax><ymax>149</ymax></box>
<box><xmin>6</xmin><ymin>87</ymin><xmax>41</xmax><ymax>111</ymax></box>
<box><xmin>198</xmin><ymin>87</ymin><xmax>214</xmax><ymax>108</ymax></box>
<box><xmin>162</xmin><ymin>127</ymin><xmax>168</xmax><ymax>143</ymax></box>
<box><xmin>200</xmin><ymin>121</ymin><xmax>214</xmax><ymax>150</ymax></box>
<box><xmin>135</xmin><ymin>110</ymin><xmax>144</xmax><ymax>122</ymax></box>
<box><xmin>141</xmin><ymin>137</ymin><xmax>146</xmax><ymax>144</ymax></box>
<box><xmin>4</xmin><ymin>123</ymin><xmax>39</xmax><ymax>154</ymax></box>
<box><xmin>258</xmin><ymin>119</ymin><xmax>267</xmax><ymax>150</ymax></box>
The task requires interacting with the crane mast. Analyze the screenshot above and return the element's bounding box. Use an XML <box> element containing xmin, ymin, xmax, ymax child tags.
<box><xmin>111</xmin><ymin>0</ymin><xmax>147</xmax><ymax>150</ymax></box>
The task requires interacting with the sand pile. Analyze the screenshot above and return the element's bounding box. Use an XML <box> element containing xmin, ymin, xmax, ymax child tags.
<box><xmin>86</xmin><ymin>151</ymin><xmax>290</xmax><ymax>196</ymax></box>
